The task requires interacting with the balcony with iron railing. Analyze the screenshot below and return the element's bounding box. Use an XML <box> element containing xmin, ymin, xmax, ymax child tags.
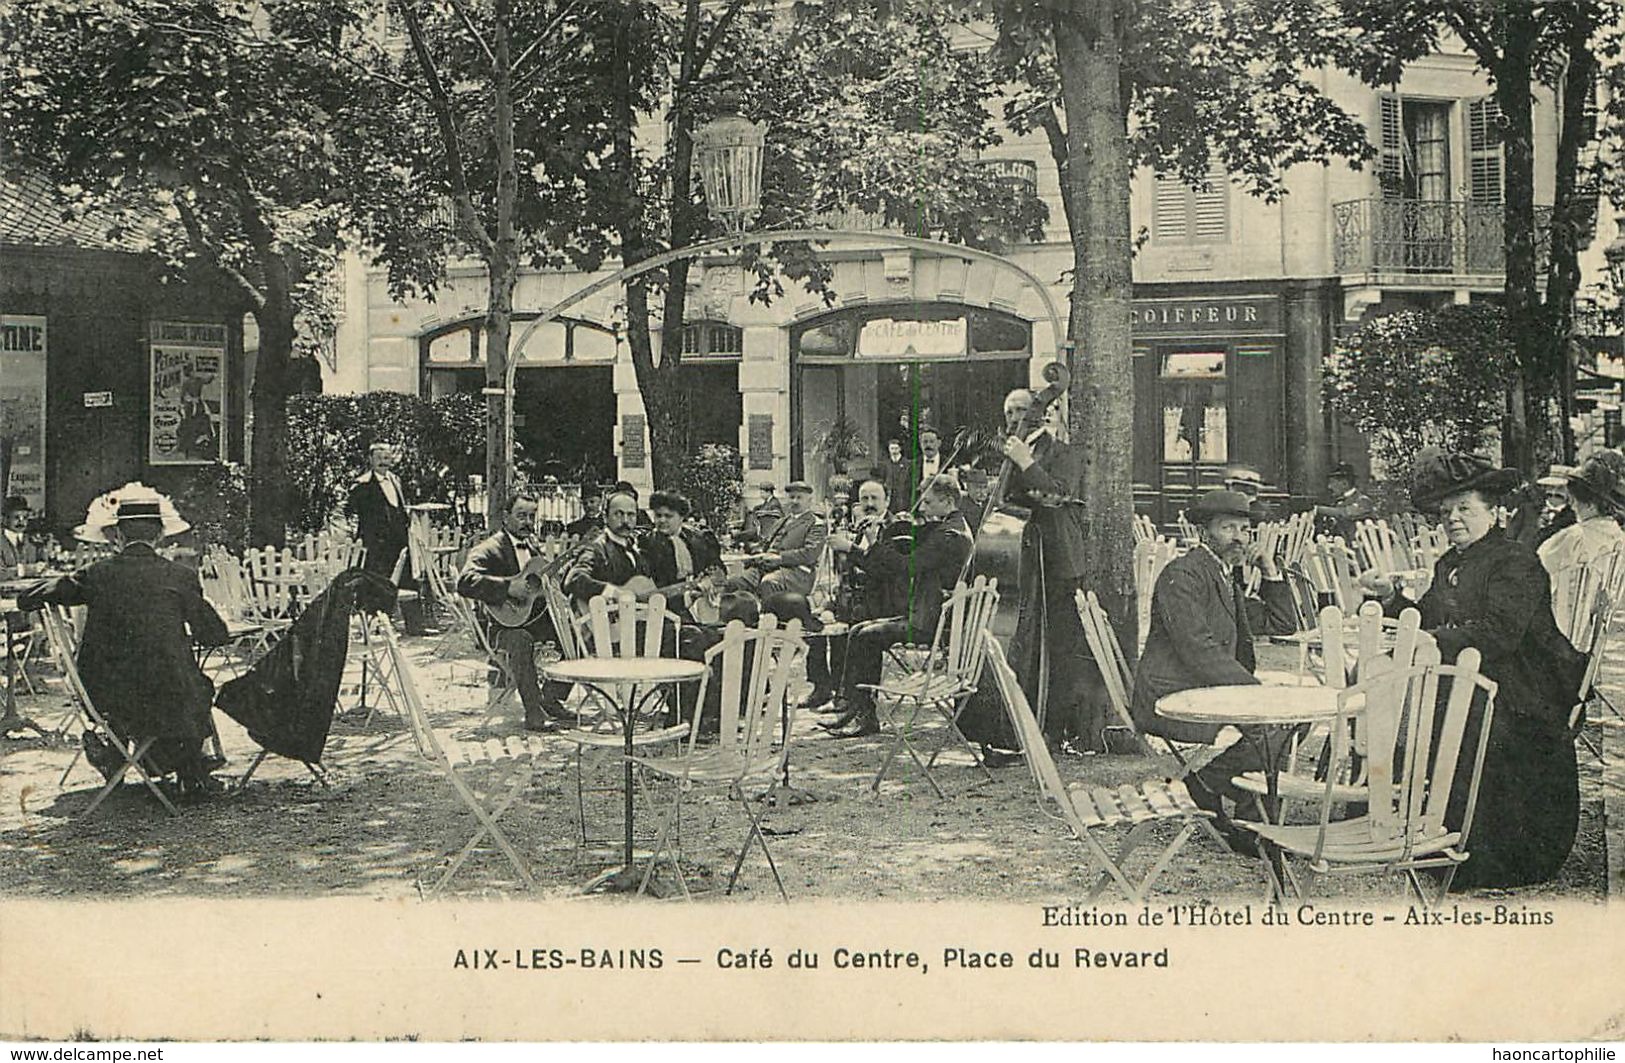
<box><xmin>1332</xmin><ymin>198</ymin><xmax>1552</xmax><ymax>284</ymax></box>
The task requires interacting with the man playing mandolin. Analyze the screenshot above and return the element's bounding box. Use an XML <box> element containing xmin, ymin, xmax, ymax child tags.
<box><xmin>562</xmin><ymin>491</ymin><xmax>654</xmax><ymax>605</ymax></box>
<box><xmin>457</xmin><ymin>492</ymin><xmax>573</xmax><ymax>732</ymax></box>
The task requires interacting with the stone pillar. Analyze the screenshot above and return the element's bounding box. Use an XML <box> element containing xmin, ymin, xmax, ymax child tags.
<box><xmin>613</xmin><ymin>343</ymin><xmax>652</xmax><ymax>494</ymax></box>
<box><xmin>737</xmin><ymin>324</ymin><xmax>790</xmax><ymax>488</ymax></box>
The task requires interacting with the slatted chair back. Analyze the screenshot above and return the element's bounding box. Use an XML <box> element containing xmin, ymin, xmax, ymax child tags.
<box><xmin>1550</xmin><ymin>558</ymin><xmax>1611</xmax><ymax>645</ymax></box>
<box><xmin>1075</xmin><ymin>590</ymin><xmax>1140</xmax><ymax>743</ymax></box>
<box><xmin>1304</xmin><ymin>537</ymin><xmax>1359</xmax><ymax>612</ymax></box>
<box><xmin>1278</xmin><ymin>510</ymin><xmax>1317</xmax><ymax>571</ymax></box>
<box><xmin>1131</xmin><ymin>514</ymin><xmax>1157</xmax><ymax>546</ymax></box>
<box><xmin>1174</xmin><ymin>511</ymin><xmax>1197</xmax><ymax>543</ymax></box>
<box><xmin>1353</xmin><ymin>519</ymin><xmax>1406</xmax><ymax>577</ymax></box>
<box><xmin>936</xmin><ymin>576</ymin><xmax>1001</xmax><ymax>684</ymax></box>
<box><xmin>695</xmin><ymin>616</ymin><xmax>807</xmax><ymax>763</ymax></box>
<box><xmin>1571</xmin><ymin>589</ymin><xmax>1613</xmax><ymax>721</ymax></box>
<box><xmin>541</xmin><ymin>576</ymin><xmax>585</xmax><ymax>661</ymax></box>
<box><xmin>578</xmin><ymin>593</ymin><xmax>682</xmax><ymax>728</ymax></box>
<box><xmin>1411</xmin><ymin>524</ymin><xmax>1450</xmax><ymax>571</ymax></box>
<box><xmin>1282</xmin><ymin>564</ymin><xmax>1322</xmax><ymax>634</ymax></box>
<box><xmin>243</xmin><ymin>545</ymin><xmax>305</xmax><ymax>619</ymax></box>
<box><xmin>1132</xmin><ymin>536</ymin><xmax>1179</xmax><ymax>653</ymax></box>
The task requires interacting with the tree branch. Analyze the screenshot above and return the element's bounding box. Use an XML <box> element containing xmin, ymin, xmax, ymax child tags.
<box><xmin>685</xmin><ymin>0</ymin><xmax>747</xmax><ymax>93</ymax></box>
<box><xmin>174</xmin><ymin>195</ymin><xmax>266</xmax><ymax>311</ymax></box>
<box><xmin>511</xmin><ymin>0</ymin><xmax>586</xmax><ymax>75</ymax></box>
<box><xmin>444</xmin><ymin>0</ymin><xmax>497</xmax><ymax>68</ymax></box>
<box><xmin>396</xmin><ymin>0</ymin><xmax>496</xmax><ymax>255</ymax></box>
<box><xmin>1442</xmin><ymin>2</ymin><xmax>1501</xmax><ymax>67</ymax></box>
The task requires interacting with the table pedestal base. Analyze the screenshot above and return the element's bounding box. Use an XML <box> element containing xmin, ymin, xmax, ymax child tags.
<box><xmin>0</xmin><ymin>712</ymin><xmax>47</xmax><ymax>739</ymax></box>
<box><xmin>759</xmin><ymin>781</ymin><xmax>817</xmax><ymax>807</ymax></box>
<box><xmin>582</xmin><ymin>863</ymin><xmax>683</xmax><ymax>898</ymax></box>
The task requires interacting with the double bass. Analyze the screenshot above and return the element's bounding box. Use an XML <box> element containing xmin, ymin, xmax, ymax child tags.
<box><xmin>969</xmin><ymin>361</ymin><xmax>1072</xmax><ymax>724</ymax></box>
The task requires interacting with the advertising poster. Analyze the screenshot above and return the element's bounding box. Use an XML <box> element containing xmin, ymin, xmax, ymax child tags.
<box><xmin>0</xmin><ymin>314</ymin><xmax>49</xmax><ymax>511</ymax></box>
<box><xmin>149</xmin><ymin>320</ymin><xmax>227</xmax><ymax>465</ymax></box>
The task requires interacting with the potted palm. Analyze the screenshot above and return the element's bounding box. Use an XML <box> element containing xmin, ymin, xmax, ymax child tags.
<box><xmin>812</xmin><ymin>414</ymin><xmax>872</xmax><ymax>487</ymax></box>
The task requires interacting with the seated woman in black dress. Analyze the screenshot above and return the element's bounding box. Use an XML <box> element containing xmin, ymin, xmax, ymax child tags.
<box><xmin>1360</xmin><ymin>451</ymin><xmax>1586</xmax><ymax>890</ymax></box>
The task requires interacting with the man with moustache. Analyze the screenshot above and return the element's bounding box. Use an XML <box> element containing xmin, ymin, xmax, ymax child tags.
<box><xmin>797</xmin><ymin>478</ymin><xmax>898</xmax><ymax>710</ymax></box>
<box><xmin>1131</xmin><ymin>489</ymin><xmax>1290</xmax><ymax>847</ymax></box>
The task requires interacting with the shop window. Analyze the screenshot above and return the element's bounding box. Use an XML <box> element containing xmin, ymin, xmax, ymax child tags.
<box><xmin>1159</xmin><ymin>351</ymin><xmax>1225</xmax><ymax>379</ymax></box>
<box><xmin>1151</xmin><ymin>166</ymin><xmax>1228</xmax><ymax>244</ymax></box>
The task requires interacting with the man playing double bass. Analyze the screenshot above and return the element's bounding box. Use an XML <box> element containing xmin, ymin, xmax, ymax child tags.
<box><xmin>963</xmin><ymin>387</ymin><xmax>1104</xmax><ymax>761</ymax></box>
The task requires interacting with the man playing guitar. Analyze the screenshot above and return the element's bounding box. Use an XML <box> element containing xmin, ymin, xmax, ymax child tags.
<box><xmin>456</xmin><ymin>492</ymin><xmax>572</xmax><ymax>732</ymax></box>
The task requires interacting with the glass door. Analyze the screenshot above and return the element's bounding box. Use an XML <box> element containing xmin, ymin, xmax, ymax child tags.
<box><xmin>1157</xmin><ymin>349</ymin><xmax>1229</xmax><ymax>518</ymax></box>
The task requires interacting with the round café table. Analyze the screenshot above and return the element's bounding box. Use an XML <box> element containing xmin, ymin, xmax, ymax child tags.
<box><xmin>1156</xmin><ymin>680</ymin><xmax>1355</xmax><ymax>899</ymax></box>
<box><xmin>542</xmin><ymin>655</ymin><xmax>708</xmax><ymax>893</ymax></box>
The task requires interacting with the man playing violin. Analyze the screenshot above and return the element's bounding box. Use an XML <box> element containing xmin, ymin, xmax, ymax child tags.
<box><xmin>821</xmin><ymin>477</ymin><xmax>974</xmax><ymax>738</ymax></box>
<box><xmin>457</xmin><ymin>492</ymin><xmax>573</xmax><ymax>732</ymax></box>
<box><xmin>644</xmin><ymin>490</ymin><xmax>722</xmax><ymax>623</ymax></box>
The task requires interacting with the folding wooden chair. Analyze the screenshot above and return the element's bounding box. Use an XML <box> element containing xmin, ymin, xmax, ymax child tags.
<box><xmin>1236</xmin><ymin>649</ymin><xmax>1499</xmax><ymax>909</ymax></box>
<box><xmin>631</xmin><ymin>615</ymin><xmax>807</xmax><ymax>899</ymax></box>
<box><xmin>380</xmin><ymin>616</ymin><xmax>549</xmax><ymax>895</ymax></box>
<box><xmin>1075</xmin><ymin>589</ymin><xmax>1149</xmax><ymax>753</ymax></box>
<box><xmin>1304</xmin><ymin>537</ymin><xmax>1360</xmax><ymax>612</ymax></box>
<box><xmin>1132</xmin><ymin>537</ymin><xmax>1179</xmax><ymax>654</ymax></box>
<box><xmin>564</xmin><ymin>593</ymin><xmax>689</xmax><ymax>845</ymax></box>
<box><xmin>40</xmin><ymin>607</ymin><xmax>182</xmax><ymax>817</ymax></box>
<box><xmin>1564</xmin><ymin>584</ymin><xmax>1612</xmax><ymax>764</ymax></box>
<box><xmin>867</xmin><ymin>576</ymin><xmax>1001</xmax><ymax>797</ymax></box>
<box><xmin>983</xmin><ymin>631</ymin><xmax>1219</xmax><ymax>903</ymax></box>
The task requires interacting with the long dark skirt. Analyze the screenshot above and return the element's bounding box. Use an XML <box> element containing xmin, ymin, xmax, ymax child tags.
<box><xmin>1448</xmin><ymin>706</ymin><xmax>1578</xmax><ymax>890</ymax></box>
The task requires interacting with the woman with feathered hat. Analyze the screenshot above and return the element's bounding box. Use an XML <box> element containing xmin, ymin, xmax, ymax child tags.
<box><xmin>1361</xmin><ymin>451</ymin><xmax>1586</xmax><ymax>889</ymax></box>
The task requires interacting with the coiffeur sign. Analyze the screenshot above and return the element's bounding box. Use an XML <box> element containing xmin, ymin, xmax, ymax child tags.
<box><xmin>149</xmin><ymin>321</ymin><xmax>226</xmax><ymax>465</ymax></box>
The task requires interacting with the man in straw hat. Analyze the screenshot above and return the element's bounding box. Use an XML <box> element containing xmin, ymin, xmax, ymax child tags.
<box><xmin>19</xmin><ymin>483</ymin><xmax>230</xmax><ymax>797</ymax></box>
<box><xmin>1131</xmin><ymin>489</ymin><xmax>1294</xmax><ymax>848</ymax></box>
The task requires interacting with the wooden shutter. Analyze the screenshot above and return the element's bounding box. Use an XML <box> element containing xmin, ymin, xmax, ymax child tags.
<box><xmin>1152</xmin><ymin>175</ymin><xmax>1189</xmax><ymax>241</ymax></box>
<box><xmin>1192</xmin><ymin>168</ymin><xmax>1228</xmax><ymax>240</ymax></box>
<box><xmin>1468</xmin><ymin>95</ymin><xmax>1503</xmax><ymax>204</ymax></box>
<box><xmin>1378</xmin><ymin>93</ymin><xmax>1404</xmax><ymax>198</ymax></box>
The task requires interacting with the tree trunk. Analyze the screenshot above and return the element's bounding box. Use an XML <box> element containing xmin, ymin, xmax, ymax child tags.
<box><xmin>1497</xmin><ymin>18</ymin><xmax>1544</xmax><ymax>475</ymax></box>
<box><xmin>483</xmin><ymin>1</ymin><xmax>517</xmax><ymax>529</ymax></box>
<box><xmin>1053</xmin><ymin>2</ymin><xmax>1137</xmax><ymax>657</ymax></box>
<box><xmin>249</xmin><ymin>255</ymin><xmax>296</xmax><ymax>548</ymax></box>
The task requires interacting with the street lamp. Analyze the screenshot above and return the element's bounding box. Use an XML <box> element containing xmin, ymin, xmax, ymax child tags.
<box><xmin>692</xmin><ymin>109</ymin><xmax>766</xmax><ymax>231</ymax></box>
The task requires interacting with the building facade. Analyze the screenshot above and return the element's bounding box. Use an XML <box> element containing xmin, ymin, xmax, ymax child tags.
<box><xmin>331</xmin><ymin>43</ymin><xmax>1565</xmax><ymax>520</ymax></box>
<box><xmin>0</xmin><ymin>174</ymin><xmax>251</xmax><ymax>534</ymax></box>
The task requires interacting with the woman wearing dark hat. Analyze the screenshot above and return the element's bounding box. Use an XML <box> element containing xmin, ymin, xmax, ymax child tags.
<box><xmin>1361</xmin><ymin>451</ymin><xmax>1586</xmax><ymax>889</ymax></box>
<box><xmin>1536</xmin><ymin>450</ymin><xmax>1625</xmax><ymax>580</ymax></box>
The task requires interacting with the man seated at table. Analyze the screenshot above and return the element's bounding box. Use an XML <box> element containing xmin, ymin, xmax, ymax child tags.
<box><xmin>821</xmin><ymin>477</ymin><xmax>974</xmax><ymax>738</ymax></box>
<box><xmin>1130</xmin><ymin>490</ymin><xmax>1294</xmax><ymax>847</ymax></box>
<box><xmin>727</xmin><ymin>481</ymin><xmax>827</xmax><ymax>600</ymax></box>
<box><xmin>457</xmin><ymin>492</ymin><xmax>572</xmax><ymax>732</ymax></box>
<box><xmin>736</xmin><ymin>480</ymin><xmax>784</xmax><ymax>546</ymax></box>
<box><xmin>19</xmin><ymin>483</ymin><xmax>229</xmax><ymax>797</ymax></box>
<box><xmin>644</xmin><ymin>490</ymin><xmax>722</xmax><ymax>623</ymax></box>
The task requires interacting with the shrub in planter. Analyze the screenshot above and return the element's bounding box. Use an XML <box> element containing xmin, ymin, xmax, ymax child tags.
<box><xmin>169</xmin><ymin>462</ymin><xmax>251</xmax><ymax>554</ymax></box>
<box><xmin>676</xmin><ymin>444</ymin><xmax>743</xmax><ymax>535</ymax></box>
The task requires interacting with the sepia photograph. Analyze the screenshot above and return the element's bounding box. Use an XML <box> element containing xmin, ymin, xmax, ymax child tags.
<box><xmin>0</xmin><ymin>0</ymin><xmax>1623</xmax><ymax>1046</ymax></box>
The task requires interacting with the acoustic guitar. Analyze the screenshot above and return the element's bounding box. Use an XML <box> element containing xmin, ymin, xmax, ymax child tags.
<box><xmin>481</xmin><ymin>552</ymin><xmax>577</xmax><ymax>629</ymax></box>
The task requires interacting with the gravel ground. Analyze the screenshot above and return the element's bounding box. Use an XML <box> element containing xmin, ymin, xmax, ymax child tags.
<box><xmin>0</xmin><ymin>619</ymin><xmax>1611</xmax><ymax>905</ymax></box>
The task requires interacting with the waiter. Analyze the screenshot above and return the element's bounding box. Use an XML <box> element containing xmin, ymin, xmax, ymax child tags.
<box><xmin>347</xmin><ymin>443</ymin><xmax>426</xmax><ymax>633</ymax></box>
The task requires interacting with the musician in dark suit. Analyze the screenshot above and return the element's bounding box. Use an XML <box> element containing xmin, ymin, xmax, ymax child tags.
<box><xmin>1130</xmin><ymin>490</ymin><xmax>1293</xmax><ymax>844</ymax></box>
<box><xmin>645</xmin><ymin>490</ymin><xmax>721</xmax><ymax>621</ymax></box>
<box><xmin>562</xmin><ymin>491</ymin><xmax>652</xmax><ymax>603</ymax></box>
<box><xmin>822</xmin><ymin>477</ymin><xmax>975</xmax><ymax>737</ymax></box>
<box><xmin>994</xmin><ymin>387</ymin><xmax>1103</xmax><ymax>753</ymax></box>
<box><xmin>456</xmin><ymin>493</ymin><xmax>571</xmax><ymax>732</ymax></box>
<box><xmin>882</xmin><ymin>439</ymin><xmax>911</xmax><ymax>511</ymax></box>
<box><xmin>19</xmin><ymin>486</ymin><xmax>229</xmax><ymax>795</ymax></box>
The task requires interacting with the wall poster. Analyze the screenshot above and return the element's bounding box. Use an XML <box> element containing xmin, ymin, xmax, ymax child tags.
<box><xmin>149</xmin><ymin>320</ymin><xmax>227</xmax><ymax>465</ymax></box>
<box><xmin>0</xmin><ymin>314</ymin><xmax>49</xmax><ymax>512</ymax></box>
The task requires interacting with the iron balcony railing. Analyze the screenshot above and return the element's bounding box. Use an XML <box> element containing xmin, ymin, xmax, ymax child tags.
<box><xmin>1333</xmin><ymin>198</ymin><xmax>1552</xmax><ymax>278</ymax></box>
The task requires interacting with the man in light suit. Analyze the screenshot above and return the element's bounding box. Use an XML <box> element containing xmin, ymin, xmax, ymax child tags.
<box><xmin>1131</xmin><ymin>490</ymin><xmax>1293</xmax><ymax>845</ymax></box>
<box><xmin>728</xmin><ymin>481</ymin><xmax>827</xmax><ymax>598</ymax></box>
